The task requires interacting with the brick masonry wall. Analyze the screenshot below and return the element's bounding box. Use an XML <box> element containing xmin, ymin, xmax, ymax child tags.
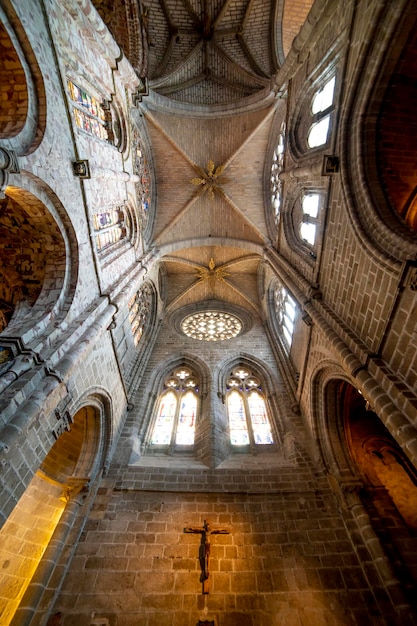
<box><xmin>0</xmin><ymin>22</ymin><xmax>28</xmax><ymax>139</ymax></box>
<box><xmin>52</xmin><ymin>474</ymin><xmax>387</xmax><ymax>626</ymax></box>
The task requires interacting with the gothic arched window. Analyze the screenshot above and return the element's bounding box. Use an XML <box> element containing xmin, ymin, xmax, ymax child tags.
<box><xmin>270</xmin><ymin>124</ymin><xmax>286</xmax><ymax>223</ymax></box>
<box><xmin>307</xmin><ymin>75</ymin><xmax>335</xmax><ymax>148</ymax></box>
<box><xmin>226</xmin><ymin>367</ymin><xmax>274</xmax><ymax>447</ymax></box>
<box><xmin>274</xmin><ymin>283</ymin><xmax>297</xmax><ymax>348</ymax></box>
<box><xmin>150</xmin><ymin>367</ymin><xmax>199</xmax><ymax>448</ymax></box>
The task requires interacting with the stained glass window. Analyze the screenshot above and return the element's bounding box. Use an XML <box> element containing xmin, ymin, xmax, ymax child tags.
<box><xmin>151</xmin><ymin>390</ymin><xmax>177</xmax><ymax>445</ymax></box>
<box><xmin>274</xmin><ymin>284</ymin><xmax>297</xmax><ymax>348</ymax></box>
<box><xmin>227</xmin><ymin>389</ymin><xmax>250</xmax><ymax>445</ymax></box>
<box><xmin>150</xmin><ymin>367</ymin><xmax>199</xmax><ymax>448</ymax></box>
<box><xmin>93</xmin><ymin>208</ymin><xmax>126</xmax><ymax>252</ymax></box>
<box><xmin>67</xmin><ymin>79</ymin><xmax>108</xmax><ymax>141</ymax></box>
<box><xmin>181</xmin><ymin>311</ymin><xmax>242</xmax><ymax>341</ymax></box>
<box><xmin>132</xmin><ymin>127</ymin><xmax>151</xmax><ymax>231</ymax></box>
<box><xmin>308</xmin><ymin>75</ymin><xmax>335</xmax><ymax>148</ymax></box>
<box><xmin>176</xmin><ymin>390</ymin><xmax>198</xmax><ymax>445</ymax></box>
<box><xmin>226</xmin><ymin>368</ymin><xmax>274</xmax><ymax>447</ymax></box>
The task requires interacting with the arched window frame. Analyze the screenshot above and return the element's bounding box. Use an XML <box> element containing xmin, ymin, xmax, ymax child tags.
<box><xmin>274</xmin><ymin>283</ymin><xmax>297</xmax><ymax>351</ymax></box>
<box><xmin>226</xmin><ymin>366</ymin><xmax>275</xmax><ymax>450</ymax></box>
<box><xmin>149</xmin><ymin>366</ymin><xmax>199</xmax><ymax>452</ymax></box>
<box><xmin>307</xmin><ymin>75</ymin><xmax>336</xmax><ymax>149</ymax></box>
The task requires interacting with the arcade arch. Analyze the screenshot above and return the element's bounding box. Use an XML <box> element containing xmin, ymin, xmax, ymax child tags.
<box><xmin>0</xmin><ymin>184</ymin><xmax>75</xmax><ymax>339</ymax></box>
<box><xmin>319</xmin><ymin>376</ymin><xmax>417</xmax><ymax>601</ymax></box>
<box><xmin>0</xmin><ymin>402</ymin><xmax>106</xmax><ymax>625</ymax></box>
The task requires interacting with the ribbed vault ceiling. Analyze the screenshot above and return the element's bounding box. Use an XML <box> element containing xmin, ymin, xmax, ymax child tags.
<box><xmin>145</xmin><ymin>0</ymin><xmax>276</xmax><ymax>105</ymax></box>
<box><xmin>92</xmin><ymin>0</ymin><xmax>315</xmax><ymax>327</ymax></box>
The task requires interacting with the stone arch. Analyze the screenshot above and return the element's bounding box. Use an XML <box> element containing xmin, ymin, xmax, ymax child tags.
<box><xmin>377</xmin><ymin>22</ymin><xmax>417</xmax><ymax>232</ymax></box>
<box><xmin>287</xmin><ymin>62</ymin><xmax>339</xmax><ymax>161</ymax></box>
<box><xmin>313</xmin><ymin>367</ymin><xmax>417</xmax><ymax>603</ymax></box>
<box><xmin>0</xmin><ymin>180</ymin><xmax>78</xmax><ymax>341</ymax></box>
<box><xmin>341</xmin><ymin>0</ymin><xmax>417</xmax><ymax>262</ymax></box>
<box><xmin>0</xmin><ymin>394</ymin><xmax>110</xmax><ymax>624</ymax></box>
<box><xmin>0</xmin><ymin>19</ymin><xmax>28</xmax><ymax>139</ymax></box>
<box><xmin>137</xmin><ymin>353</ymin><xmax>211</xmax><ymax>453</ymax></box>
<box><xmin>313</xmin><ymin>368</ymin><xmax>362</xmax><ymax>480</ymax></box>
<box><xmin>0</xmin><ymin>4</ymin><xmax>46</xmax><ymax>154</ymax></box>
<box><xmin>125</xmin><ymin>196</ymin><xmax>141</xmax><ymax>250</ymax></box>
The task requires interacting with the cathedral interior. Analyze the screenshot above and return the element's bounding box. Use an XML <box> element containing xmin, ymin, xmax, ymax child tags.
<box><xmin>1</xmin><ymin>0</ymin><xmax>417</xmax><ymax>624</ymax></box>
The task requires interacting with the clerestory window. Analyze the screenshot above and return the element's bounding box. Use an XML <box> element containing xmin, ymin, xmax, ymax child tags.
<box><xmin>128</xmin><ymin>283</ymin><xmax>152</xmax><ymax>347</ymax></box>
<box><xmin>93</xmin><ymin>208</ymin><xmax>126</xmax><ymax>252</ymax></box>
<box><xmin>270</xmin><ymin>124</ymin><xmax>286</xmax><ymax>223</ymax></box>
<box><xmin>226</xmin><ymin>367</ymin><xmax>274</xmax><ymax>447</ymax></box>
<box><xmin>307</xmin><ymin>76</ymin><xmax>335</xmax><ymax>148</ymax></box>
<box><xmin>67</xmin><ymin>79</ymin><xmax>108</xmax><ymax>141</ymax></box>
<box><xmin>299</xmin><ymin>193</ymin><xmax>321</xmax><ymax>248</ymax></box>
<box><xmin>274</xmin><ymin>284</ymin><xmax>297</xmax><ymax>348</ymax></box>
<box><xmin>150</xmin><ymin>367</ymin><xmax>199</xmax><ymax>448</ymax></box>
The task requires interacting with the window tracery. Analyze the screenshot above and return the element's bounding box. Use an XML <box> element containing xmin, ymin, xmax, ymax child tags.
<box><xmin>128</xmin><ymin>283</ymin><xmax>152</xmax><ymax>347</ymax></box>
<box><xmin>150</xmin><ymin>366</ymin><xmax>199</xmax><ymax>448</ymax></box>
<box><xmin>181</xmin><ymin>311</ymin><xmax>242</xmax><ymax>341</ymax></box>
<box><xmin>132</xmin><ymin>126</ymin><xmax>151</xmax><ymax>232</ymax></box>
<box><xmin>226</xmin><ymin>367</ymin><xmax>274</xmax><ymax>447</ymax></box>
<box><xmin>270</xmin><ymin>124</ymin><xmax>286</xmax><ymax>223</ymax></box>
<box><xmin>274</xmin><ymin>284</ymin><xmax>297</xmax><ymax>348</ymax></box>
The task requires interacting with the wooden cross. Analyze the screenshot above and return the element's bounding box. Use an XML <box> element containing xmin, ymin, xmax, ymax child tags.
<box><xmin>184</xmin><ymin>519</ymin><xmax>230</xmax><ymax>594</ymax></box>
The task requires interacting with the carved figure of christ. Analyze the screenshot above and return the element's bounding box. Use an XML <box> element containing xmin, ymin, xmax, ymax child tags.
<box><xmin>184</xmin><ymin>519</ymin><xmax>230</xmax><ymax>594</ymax></box>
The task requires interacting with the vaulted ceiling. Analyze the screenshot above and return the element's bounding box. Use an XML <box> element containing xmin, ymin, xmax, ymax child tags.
<box><xmin>93</xmin><ymin>0</ymin><xmax>313</xmax><ymax>325</ymax></box>
<box><xmin>145</xmin><ymin>0</ymin><xmax>275</xmax><ymax>105</ymax></box>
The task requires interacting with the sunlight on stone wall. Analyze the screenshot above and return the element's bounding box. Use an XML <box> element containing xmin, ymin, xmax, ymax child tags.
<box><xmin>0</xmin><ymin>474</ymin><xmax>65</xmax><ymax>625</ymax></box>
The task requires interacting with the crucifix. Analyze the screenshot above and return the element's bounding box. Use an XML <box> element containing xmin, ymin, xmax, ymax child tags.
<box><xmin>184</xmin><ymin>519</ymin><xmax>230</xmax><ymax>594</ymax></box>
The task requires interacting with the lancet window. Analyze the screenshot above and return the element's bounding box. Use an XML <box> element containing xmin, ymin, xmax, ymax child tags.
<box><xmin>226</xmin><ymin>367</ymin><xmax>274</xmax><ymax>447</ymax></box>
<box><xmin>274</xmin><ymin>283</ymin><xmax>297</xmax><ymax>348</ymax></box>
<box><xmin>93</xmin><ymin>207</ymin><xmax>126</xmax><ymax>251</ymax></box>
<box><xmin>67</xmin><ymin>79</ymin><xmax>108</xmax><ymax>141</ymax></box>
<box><xmin>307</xmin><ymin>75</ymin><xmax>335</xmax><ymax>148</ymax></box>
<box><xmin>128</xmin><ymin>283</ymin><xmax>152</xmax><ymax>347</ymax></box>
<box><xmin>150</xmin><ymin>367</ymin><xmax>199</xmax><ymax>448</ymax></box>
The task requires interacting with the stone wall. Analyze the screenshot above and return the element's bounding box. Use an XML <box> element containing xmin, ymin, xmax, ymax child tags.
<box><xmin>52</xmin><ymin>466</ymin><xmax>391</xmax><ymax>626</ymax></box>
